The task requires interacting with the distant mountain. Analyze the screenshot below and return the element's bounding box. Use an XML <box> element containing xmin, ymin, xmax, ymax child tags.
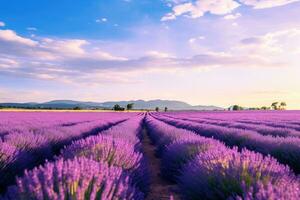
<box><xmin>0</xmin><ymin>99</ymin><xmax>224</xmax><ymax>111</ymax></box>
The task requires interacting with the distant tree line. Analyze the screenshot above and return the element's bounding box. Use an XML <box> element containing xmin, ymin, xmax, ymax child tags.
<box><xmin>229</xmin><ymin>102</ymin><xmax>287</xmax><ymax>111</ymax></box>
<box><xmin>155</xmin><ymin>107</ymin><xmax>168</xmax><ymax>112</ymax></box>
<box><xmin>112</xmin><ymin>104</ymin><xmax>168</xmax><ymax>112</ymax></box>
<box><xmin>112</xmin><ymin>103</ymin><xmax>135</xmax><ymax>111</ymax></box>
<box><xmin>0</xmin><ymin>105</ymin><xmax>112</xmax><ymax>110</ymax></box>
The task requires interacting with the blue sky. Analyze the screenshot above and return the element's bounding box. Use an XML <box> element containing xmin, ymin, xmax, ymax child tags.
<box><xmin>1</xmin><ymin>0</ymin><xmax>300</xmax><ymax>108</ymax></box>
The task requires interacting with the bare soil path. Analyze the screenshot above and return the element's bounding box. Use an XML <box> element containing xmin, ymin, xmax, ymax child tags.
<box><xmin>142</xmin><ymin>127</ymin><xmax>181</xmax><ymax>200</ymax></box>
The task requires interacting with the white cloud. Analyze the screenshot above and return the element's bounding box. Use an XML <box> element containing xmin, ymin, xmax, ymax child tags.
<box><xmin>0</xmin><ymin>21</ymin><xmax>5</xmax><ymax>27</ymax></box>
<box><xmin>146</xmin><ymin>51</ymin><xmax>172</xmax><ymax>58</ymax></box>
<box><xmin>0</xmin><ymin>57</ymin><xmax>19</xmax><ymax>69</ymax></box>
<box><xmin>234</xmin><ymin>28</ymin><xmax>300</xmax><ymax>65</ymax></box>
<box><xmin>240</xmin><ymin>0</ymin><xmax>300</xmax><ymax>9</ymax></box>
<box><xmin>0</xmin><ymin>27</ymin><xmax>298</xmax><ymax>85</ymax></box>
<box><xmin>0</xmin><ymin>30</ymin><xmax>37</xmax><ymax>46</ymax></box>
<box><xmin>92</xmin><ymin>51</ymin><xmax>128</xmax><ymax>61</ymax></box>
<box><xmin>161</xmin><ymin>0</ymin><xmax>240</xmax><ymax>21</ymax></box>
<box><xmin>162</xmin><ymin>0</ymin><xmax>300</xmax><ymax>21</ymax></box>
<box><xmin>223</xmin><ymin>12</ymin><xmax>241</xmax><ymax>20</ymax></box>
<box><xmin>40</xmin><ymin>38</ymin><xmax>88</xmax><ymax>56</ymax></box>
<box><xmin>161</xmin><ymin>13</ymin><xmax>177</xmax><ymax>21</ymax></box>
<box><xmin>189</xmin><ymin>36</ymin><xmax>205</xmax><ymax>43</ymax></box>
<box><xmin>96</xmin><ymin>18</ymin><xmax>108</xmax><ymax>23</ymax></box>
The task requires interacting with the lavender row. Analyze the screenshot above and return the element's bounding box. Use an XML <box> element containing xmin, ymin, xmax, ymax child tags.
<box><xmin>145</xmin><ymin>115</ymin><xmax>300</xmax><ymax>200</ymax></box>
<box><xmin>59</xmin><ymin>115</ymin><xmax>149</xmax><ymax>193</ymax></box>
<box><xmin>0</xmin><ymin>113</ymin><xmax>132</xmax><ymax>192</ymax></box>
<box><xmin>153</xmin><ymin>114</ymin><xmax>300</xmax><ymax>174</ymax></box>
<box><xmin>236</xmin><ymin>119</ymin><xmax>300</xmax><ymax>131</ymax></box>
<box><xmin>2</xmin><ymin>115</ymin><xmax>147</xmax><ymax>200</ymax></box>
<box><xmin>164</xmin><ymin>114</ymin><xmax>300</xmax><ymax>138</ymax></box>
<box><xmin>2</xmin><ymin>157</ymin><xmax>143</xmax><ymax>200</ymax></box>
<box><xmin>190</xmin><ymin>111</ymin><xmax>300</xmax><ymax>131</ymax></box>
<box><xmin>0</xmin><ymin>112</ymin><xmax>116</xmax><ymax>137</ymax></box>
<box><xmin>164</xmin><ymin>111</ymin><xmax>300</xmax><ymax>131</ymax></box>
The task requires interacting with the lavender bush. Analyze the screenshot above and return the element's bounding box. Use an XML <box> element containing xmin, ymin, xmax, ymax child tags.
<box><xmin>179</xmin><ymin>148</ymin><xmax>300</xmax><ymax>200</ymax></box>
<box><xmin>154</xmin><ymin>114</ymin><xmax>300</xmax><ymax>173</ymax></box>
<box><xmin>3</xmin><ymin>157</ymin><xmax>144</xmax><ymax>200</ymax></box>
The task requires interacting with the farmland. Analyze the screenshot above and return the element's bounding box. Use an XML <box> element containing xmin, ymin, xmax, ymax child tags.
<box><xmin>1</xmin><ymin>111</ymin><xmax>300</xmax><ymax>200</ymax></box>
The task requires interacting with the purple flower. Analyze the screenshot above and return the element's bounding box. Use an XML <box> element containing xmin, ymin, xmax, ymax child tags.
<box><xmin>3</xmin><ymin>157</ymin><xmax>144</xmax><ymax>200</ymax></box>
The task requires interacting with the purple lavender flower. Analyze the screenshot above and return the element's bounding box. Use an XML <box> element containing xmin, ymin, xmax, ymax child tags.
<box><xmin>154</xmin><ymin>113</ymin><xmax>300</xmax><ymax>173</ymax></box>
<box><xmin>3</xmin><ymin>157</ymin><xmax>144</xmax><ymax>200</ymax></box>
<box><xmin>0</xmin><ymin>112</ymin><xmax>138</xmax><ymax>193</ymax></box>
<box><xmin>179</xmin><ymin>148</ymin><xmax>300</xmax><ymax>200</ymax></box>
<box><xmin>161</xmin><ymin>138</ymin><xmax>224</xmax><ymax>182</ymax></box>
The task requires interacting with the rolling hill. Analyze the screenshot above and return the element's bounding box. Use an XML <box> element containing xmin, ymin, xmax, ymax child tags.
<box><xmin>0</xmin><ymin>99</ymin><xmax>224</xmax><ymax>111</ymax></box>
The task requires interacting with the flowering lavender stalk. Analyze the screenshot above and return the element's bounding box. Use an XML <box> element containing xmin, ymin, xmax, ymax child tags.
<box><xmin>0</xmin><ymin>142</ymin><xmax>33</xmax><ymax>193</ymax></box>
<box><xmin>233</xmin><ymin>180</ymin><xmax>300</xmax><ymax>200</ymax></box>
<box><xmin>60</xmin><ymin>135</ymin><xmax>143</xmax><ymax>169</ymax></box>
<box><xmin>101</xmin><ymin>116</ymin><xmax>144</xmax><ymax>150</ymax></box>
<box><xmin>0</xmin><ymin>142</ymin><xmax>19</xmax><ymax>172</ymax></box>
<box><xmin>0</xmin><ymin>112</ymin><xmax>135</xmax><ymax>192</ymax></box>
<box><xmin>179</xmin><ymin>148</ymin><xmax>300</xmax><ymax>200</ymax></box>
<box><xmin>161</xmin><ymin>138</ymin><xmax>224</xmax><ymax>182</ymax></box>
<box><xmin>167</xmin><ymin>114</ymin><xmax>300</xmax><ymax>138</ymax></box>
<box><xmin>146</xmin><ymin>115</ymin><xmax>300</xmax><ymax>199</ymax></box>
<box><xmin>154</xmin><ymin>114</ymin><xmax>300</xmax><ymax>173</ymax></box>
<box><xmin>145</xmin><ymin>116</ymin><xmax>201</xmax><ymax>157</ymax></box>
<box><xmin>60</xmin><ymin>117</ymin><xmax>149</xmax><ymax>193</ymax></box>
<box><xmin>3</xmin><ymin>157</ymin><xmax>144</xmax><ymax>200</ymax></box>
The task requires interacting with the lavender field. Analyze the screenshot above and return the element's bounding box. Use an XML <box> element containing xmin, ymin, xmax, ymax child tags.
<box><xmin>1</xmin><ymin>111</ymin><xmax>300</xmax><ymax>200</ymax></box>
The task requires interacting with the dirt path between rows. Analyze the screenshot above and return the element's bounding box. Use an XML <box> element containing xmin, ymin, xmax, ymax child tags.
<box><xmin>142</xmin><ymin>127</ymin><xmax>180</xmax><ymax>200</ymax></box>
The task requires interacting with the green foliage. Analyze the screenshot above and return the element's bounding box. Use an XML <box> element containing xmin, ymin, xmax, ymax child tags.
<box><xmin>271</xmin><ymin>102</ymin><xmax>279</xmax><ymax>110</ymax></box>
<box><xmin>260</xmin><ymin>106</ymin><xmax>270</xmax><ymax>110</ymax></box>
<box><xmin>73</xmin><ymin>106</ymin><xmax>81</xmax><ymax>110</ymax></box>
<box><xmin>280</xmin><ymin>102</ymin><xmax>287</xmax><ymax>110</ymax></box>
<box><xmin>113</xmin><ymin>104</ymin><xmax>125</xmax><ymax>111</ymax></box>
<box><xmin>126</xmin><ymin>103</ymin><xmax>134</xmax><ymax>110</ymax></box>
<box><xmin>271</xmin><ymin>102</ymin><xmax>287</xmax><ymax>110</ymax></box>
<box><xmin>232</xmin><ymin>105</ymin><xmax>243</xmax><ymax>111</ymax></box>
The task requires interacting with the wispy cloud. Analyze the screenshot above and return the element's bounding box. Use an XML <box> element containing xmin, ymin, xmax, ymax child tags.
<box><xmin>162</xmin><ymin>0</ymin><xmax>240</xmax><ymax>21</ymax></box>
<box><xmin>0</xmin><ymin>27</ymin><xmax>298</xmax><ymax>86</ymax></box>
<box><xmin>162</xmin><ymin>0</ymin><xmax>300</xmax><ymax>21</ymax></box>
<box><xmin>240</xmin><ymin>0</ymin><xmax>300</xmax><ymax>9</ymax></box>
<box><xmin>96</xmin><ymin>18</ymin><xmax>108</xmax><ymax>23</ymax></box>
<box><xmin>223</xmin><ymin>12</ymin><xmax>241</xmax><ymax>20</ymax></box>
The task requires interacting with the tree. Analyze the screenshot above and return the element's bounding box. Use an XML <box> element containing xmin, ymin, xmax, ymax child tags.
<box><xmin>126</xmin><ymin>103</ymin><xmax>134</xmax><ymax>110</ymax></box>
<box><xmin>73</xmin><ymin>106</ymin><xmax>81</xmax><ymax>110</ymax></box>
<box><xmin>232</xmin><ymin>105</ymin><xmax>243</xmax><ymax>111</ymax></box>
<box><xmin>164</xmin><ymin>107</ymin><xmax>168</xmax><ymax>112</ymax></box>
<box><xmin>280</xmin><ymin>102</ymin><xmax>287</xmax><ymax>110</ymax></box>
<box><xmin>271</xmin><ymin>102</ymin><xmax>279</xmax><ymax>110</ymax></box>
<box><xmin>155</xmin><ymin>107</ymin><xmax>159</xmax><ymax>112</ymax></box>
<box><xmin>113</xmin><ymin>104</ymin><xmax>125</xmax><ymax>111</ymax></box>
<box><xmin>261</xmin><ymin>106</ymin><xmax>269</xmax><ymax>110</ymax></box>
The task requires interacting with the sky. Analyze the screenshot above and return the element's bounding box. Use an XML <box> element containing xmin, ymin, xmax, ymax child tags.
<box><xmin>0</xmin><ymin>0</ymin><xmax>300</xmax><ymax>109</ymax></box>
